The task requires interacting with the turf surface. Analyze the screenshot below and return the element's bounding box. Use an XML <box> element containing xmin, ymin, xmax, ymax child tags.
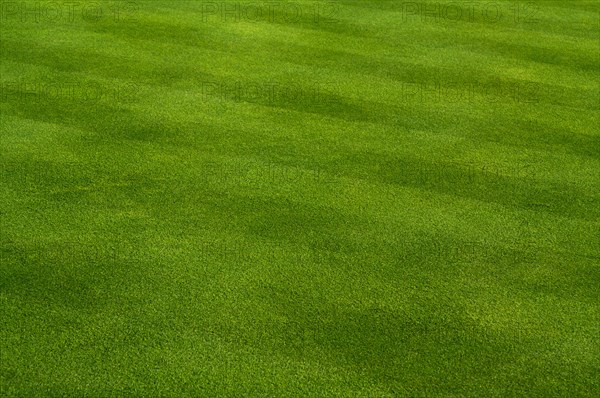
<box><xmin>1</xmin><ymin>0</ymin><xmax>599</xmax><ymax>396</ymax></box>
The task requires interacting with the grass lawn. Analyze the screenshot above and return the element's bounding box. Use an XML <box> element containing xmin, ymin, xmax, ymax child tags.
<box><xmin>1</xmin><ymin>0</ymin><xmax>599</xmax><ymax>396</ymax></box>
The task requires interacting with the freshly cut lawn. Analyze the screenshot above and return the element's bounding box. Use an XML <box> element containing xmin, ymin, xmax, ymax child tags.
<box><xmin>1</xmin><ymin>1</ymin><xmax>599</xmax><ymax>396</ymax></box>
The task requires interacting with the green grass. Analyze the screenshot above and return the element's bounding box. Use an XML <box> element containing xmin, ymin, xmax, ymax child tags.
<box><xmin>1</xmin><ymin>0</ymin><xmax>599</xmax><ymax>396</ymax></box>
